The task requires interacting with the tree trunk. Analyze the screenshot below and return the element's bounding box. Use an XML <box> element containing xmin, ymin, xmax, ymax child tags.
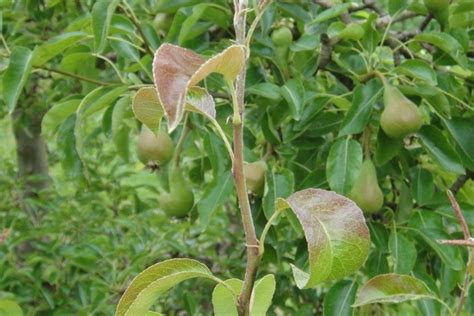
<box><xmin>12</xmin><ymin>107</ymin><xmax>50</xmax><ymax>199</ymax></box>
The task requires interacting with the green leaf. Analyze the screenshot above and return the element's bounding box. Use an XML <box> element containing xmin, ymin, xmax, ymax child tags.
<box><xmin>57</xmin><ymin>115</ymin><xmax>82</xmax><ymax>178</ymax></box>
<box><xmin>396</xmin><ymin>182</ymin><xmax>413</xmax><ymax>223</ymax></box>
<box><xmin>417</xmin><ymin>125</ymin><xmax>465</xmax><ymax>174</ymax></box>
<box><xmin>2</xmin><ymin>46</ymin><xmax>34</xmax><ymax>113</ymax></box>
<box><xmin>309</xmin><ymin>4</ymin><xmax>351</xmax><ymax>25</ymax></box>
<box><xmin>42</xmin><ymin>99</ymin><xmax>81</xmax><ymax>135</ymax></box>
<box><xmin>197</xmin><ymin>171</ymin><xmax>234</xmax><ymax>228</ymax></box>
<box><xmin>354</xmin><ymin>274</ymin><xmax>435</xmax><ymax>306</ymax></box>
<box><xmin>203</xmin><ymin>132</ymin><xmax>228</xmax><ymax>176</ymax></box>
<box><xmin>78</xmin><ymin>86</ymin><xmax>128</xmax><ymax>118</ymax></box>
<box><xmin>375</xmin><ymin>128</ymin><xmax>402</xmax><ymax>166</ymax></box>
<box><xmin>132</xmin><ymin>87</ymin><xmax>164</xmax><ymax>134</ymax></box>
<box><xmin>0</xmin><ymin>299</ymin><xmax>23</xmax><ymax>316</ymax></box>
<box><xmin>185</xmin><ymin>86</ymin><xmax>216</xmax><ymax>120</ymax></box>
<box><xmin>212</xmin><ymin>279</ymin><xmax>242</xmax><ymax>316</ymax></box>
<box><xmin>388</xmin><ymin>0</ymin><xmax>410</xmax><ymax>15</ymax></box>
<box><xmin>116</xmin><ymin>258</ymin><xmax>218</xmax><ymax>316</ymax></box>
<box><xmin>409</xmin><ymin>212</ymin><xmax>463</xmax><ymax>271</ymax></box>
<box><xmin>250</xmin><ymin>274</ymin><xmax>276</xmax><ymax>316</ymax></box>
<box><xmin>415</xmin><ymin>228</ymin><xmax>464</xmax><ymax>271</ymax></box>
<box><xmin>443</xmin><ymin>117</ymin><xmax>474</xmax><ymax>169</ymax></box>
<box><xmin>326</xmin><ymin>138</ymin><xmax>363</xmax><ymax>195</ymax></box>
<box><xmin>247</xmin><ymin>82</ymin><xmax>281</xmax><ymax>101</ymax></box>
<box><xmin>280</xmin><ymin>78</ymin><xmax>305</xmax><ymax>121</ymax></box>
<box><xmin>32</xmin><ymin>32</ymin><xmax>87</xmax><ymax>66</ymax></box>
<box><xmin>141</xmin><ymin>22</ymin><xmax>162</xmax><ymax>51</ymax></box>
<box><xmin>178</xmin><ymin>3</ymin><xmax>208</xmax><ymax>45</ymax></box>
<box><xmin>414</xmin><ymin>32</ymin><xmax>466</xmax><ymax>66</ymax></box>
<box><xmin>323</xmin><ymin>280</ymin><xmax>358</xmax><ymax>316</ymax></box>
<box><xmin>361</xmin><ymin>15</ymin><xmax>381</xmax><ymax>53</ymax></box>
<box><xmin>423</xmin><ymin>91</ymin><xmax>451</xmax><ymax>119</ymax></box>
<box><xmin>291</xmin><ymin>34</ymin><xmax>319</xmax><ymax>52</ymax></box>
<box><xmin>211</xmin><ymin>275</ymin><xmax>275</xmax><ymax>316</ymax></box>
<box><xmin>263</xmin><ymin>168</ymin><xmax>294</xmax><ymax>220</ymax></box>
<box><xmin>365</xmin><ymin>249</ymin><xmax>389</xmax><ymax>278</ymax></box>
<box><xmin>395</xmin><ymin>60</ymin><xmax>437</xmax><ymax>85</ymax></box>
<box><xmin>276</xmin><ymin>2</ymin><xmax>311</xmax><ymax>23</ymax></box>
<box><xmin>449</xmin><ymin>1</ymin><xmax>474</xmax><ymax>28</ymax></box>
<box><xmin>156</xmin><ymin>0</ymin><xmax>202</xmax><ymax>13</ymax></box>
<box><xmin>339</xmin><ymin>79</ymin><xmax>382</xmax><ymax>136</ymax></box>
<box><xmin>74</xmin><ymin>86</ymin><xmax>127</xmax><ymax>177</ymax></box>
<box><xmin>277</xmin><ymin>189</ymin><xmax>370</xmax><ymax>288</ymax></box>
<box><xmin>112</xmin><ymin>96</ymin><xmax>133</xmax><ymax>161</ymax></box>
<box><xmin>410</xmin><ymin>167</ymin><xmax>434</xmax><ymax>206</ymax></box>
<box><xmin>92</xmin><ymin>0</ymin><xmax>120</xmax><ymax>53</ymax></box>
<box><xmin>389</xmin><ymin>231</ymin><xmax>417</xmax><ymax>274</ymax></box>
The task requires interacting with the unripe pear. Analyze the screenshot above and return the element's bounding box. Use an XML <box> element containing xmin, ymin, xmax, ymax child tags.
<box><xmin>271</xmin><ymin>27</ymin><xmax>293</xmax><ymax>76</ymax></box>
<box><xmin>271</xmin><ymin>27</ymin><xmax>293</xmax><ymax>47</ymax></box>
<box><xmin>337</xmin><ymin>23</ymin><xmax>365</xmax><ymax>41</ymax></box>
<box><xmin>381</xmin><ymin>84</ymin><xmax>423</xmax><ymax>138</ymax></box>
<box><xmin>160</xmin><ymin>167</ymin><xmax>194</xmax><ymax>218</ymax></box>
<box><xmin>244</xmin><ymin>161</ymin><xmax>267</xmax><ymax>196</ymax></box>
<box><xmin>136</xmin><ymin>126</ymin><xmax>174</xmax><ymax>165</ymax></box>
<box><xmin>153</xmin><ymin>13</ymin><xmax>173</xmax><ymax>32</ymax></box>
<box><xmin>349</xmin><ymin>160</ymin><xmax>384</xmax><ymax>214</ymax></box>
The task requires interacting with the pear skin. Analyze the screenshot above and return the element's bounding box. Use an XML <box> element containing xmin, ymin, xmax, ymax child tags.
<box><xmin>160</xmin><ymin>167</ymin><xmax>194</xmax><ymax>218</ymax></box>
<box><xmin>349</xmin><ymin>160</ymin><xmax>384</xmax><ymax>214</ymax></box>
<box><xmin>244</xmin><ymin>161</ymin><xmax>267</xmax><ymax>196</ymax></box>
<box><xmin>137</xmin><ymin>126</ymin><xmax>174</xmax><ymax>164</ymax></box>
<box><xmin>337</xmin><ymin>23</ymin><xmax>365</xmax><ymax>41</ymax></box>
<box><xmin>381</xmin><ymin>84</ymin><xmax>423</xmax><ymax>139</ymax></box>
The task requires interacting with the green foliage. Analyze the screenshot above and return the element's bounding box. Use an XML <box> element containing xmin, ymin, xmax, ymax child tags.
<box><xmin>277</xmin><ymin>189</ymin><xmax>370</xmax><ymax>288</ymax></box>
<box><xmin>1</xmin><ymin>0</ymin><xmax>474</xmax><ymax>315</ymax></box>
<box><xmin>2</xmin><ymin>47</ymin><xmax>33</xmax><ymax>112</ymax></box>
<box><xmin>353</xmin><ymin>273</ymin><xmax>436</xmax><ymax>306</ymax></box>
<box><xmin>116</xmin><ymin>258</ymin><xmax>218</xmax><ymax>316</ymax></box>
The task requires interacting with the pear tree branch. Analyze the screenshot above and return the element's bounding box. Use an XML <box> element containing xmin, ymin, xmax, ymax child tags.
<box><xmin>437</xmin><ymin>190</ymin><xmax>472</xmax><ymax>316</ymax></box>
<box><xmin>232</xmin><ymin>1</ymin><xmax>262</xmax><ymax>315</ymax></box>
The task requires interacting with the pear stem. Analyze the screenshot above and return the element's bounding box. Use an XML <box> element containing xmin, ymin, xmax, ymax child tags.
<box><xmin>259</xmin><ymin>207</ymin><xmax>285</xmax><ymax>255</ymax></box>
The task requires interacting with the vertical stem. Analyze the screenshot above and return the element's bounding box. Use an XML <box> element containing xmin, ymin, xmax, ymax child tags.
<box><xmin>232</xmin><ymin>1</ymin><xmax>261</xmax><ymax>315</ymax></box>
<box><xmin>456</xmin><ymin>272</ymin><xmax>470</xmax><ymax>316</ymax></box>
<box><xmin>447</xmin><ymin>190</ymin><xmax>471</xmax><ymax>240</ymax></box>
<box><xmin>173</xmin><ymin>114</ymin><xmax>190</xmax><ymax>167</ymax></box>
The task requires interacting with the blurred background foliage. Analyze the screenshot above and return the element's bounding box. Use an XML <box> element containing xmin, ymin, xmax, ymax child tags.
<box><xmin>1</xmin><ymin>0</ymin><xmax>474</xmax><ymax>315</ymax></box>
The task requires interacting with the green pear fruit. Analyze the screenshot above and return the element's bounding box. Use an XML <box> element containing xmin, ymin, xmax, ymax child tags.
<box><xmin>153</xmin><ymin>13</ymin><xmax>173</xmax><ymax>32</ymax></box>
<box><xmin>349</xmin><ymin>160</ymin><xmax>384</xmax><ymax>214</ymax></box>
<box><xmin>244</xmin><ymin>161</ymin><xmax>267</xmax><ymax>196</ymax></box>
<box><xmin>160</xmin><ymin>167</ymin><xmax>194</xmax><ymax>218</ymax></box>
<box><xmin>381</xmin><ymin>84</ymin><xmax>423</xmax><ymax>138</ymax></box>
<box><xmin>337</xmin><ymin>23</ymin><xmax>365</xmax><ymax>41</ymax></box>
<box><xmin>423</xmin><ymin>0</ymin><xmax>449</xmax><ymax>28</ymax></box>
<box><xmin>136</xmin><ymin>126</ymin><xmax>174</xmax><ymax>165</ymax></box>
<box><xmin>271</xmin><ymin>27</ymin><xmax>293</xmax><ymax>47</ymax></box>
<box><xmin>271</xmin><ymin>27</ymin><xmax>293</xmax><ymax>76</ymax></box>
